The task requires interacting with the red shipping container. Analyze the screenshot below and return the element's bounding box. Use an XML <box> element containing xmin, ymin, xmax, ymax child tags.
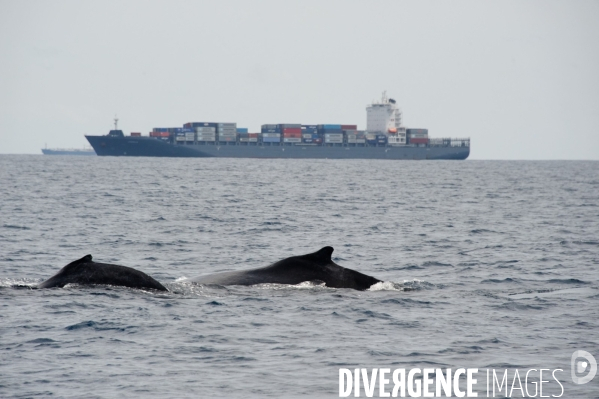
<box><xmin>130</xmin><ymin>132</ymin><xmax>141</xmax><ymax>137</ymax></box>
<box><xmin>149</xmin><ymin>132</ymin><xmax>170</xmax><ymax>137</ymax></box>
<box><xmin>282</xmin><ymin>128</ymin><xmax>302</xmax><ymax>134</ymax></box>
<box><xmin>341</xmin><ymin>124</ymin><xmax>357</xmax><ymax>130</ymax></box>
<box><xmin>248</xmin><ymin>133</ymin><xmax>259</xmax><ymax>138</ymax></box>
<box><xmin>410</xmin><ymin>138</ymin><xmax>429</xmax><ymax>144</ymax></box>
<box><xmin>283</xmin><ymin>133</ymin><xmax>302</xmax><ymax>138</ymax></box>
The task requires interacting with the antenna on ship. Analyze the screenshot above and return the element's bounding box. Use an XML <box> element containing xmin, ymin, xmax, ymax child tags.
<box><xmin>114</xmin><ymin>115</ymin><xmax>119</xmax><ymax>130</ymax></box>
<box><xmin>382</xmin><ymin>91</ymin><xmax>388</xmax><ymax>104</ymax></box>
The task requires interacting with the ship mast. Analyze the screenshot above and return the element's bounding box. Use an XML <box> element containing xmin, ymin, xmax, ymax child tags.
<box><xmin>114</xmin><ymin>115</ymin><xmax>119</xmax><ymax>130</ymax></box>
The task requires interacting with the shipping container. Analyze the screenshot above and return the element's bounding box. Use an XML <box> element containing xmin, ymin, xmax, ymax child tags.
<box><xmin>237</xmin><ymin>128</ymin><xmax>248</xmax><ymax>133</ymax></box>
<box><xmin>409</xmin><ymin>138</ymin><xmax>429</xmax><ymax>145</ymax></box>
<box><xmin>239</xmin><ymin>138</ymin><xmax>258</xmax><ymax>142</ymax></box>
<box><xmin>261</xmin><ymin>128</ymin><xmax>282</xmax><ymax>133</ymax></box>
<box><xmin>320</xmin><ymin>129</ymin><xmax>343</xmax><ymax>134</ymax></box>
<box><xmin>302</xmin><ymin>125</ymin><xmax>318</xmax><ymax>130</ymax></box>
<box><xmin>185</xmin><ymin>122</ymin><xmax>218</xmax><ymax>128</ymax></box>
<box><xmin>261</xmin><ymin>133</ymin><xmax>281</xmax><ymax>138</ymax></box>
<box><xmin>196</xmin><ymin>127</ymin><xmax>216</xmax><ymax>133</ymax></box>
<box><xmin>340</xmin><ymin>124</ymin><xmax>357</xmax><ymax>130</ymax></box>
<box><xmin>318</xmin><ymin>124</ymin><xmax>342</xmax><ymax>130</ymax></box>
<box><xmin>283</xmin><ymin>138</ymin><xmax>301</xmax><ymax>143</ymax></box>
<box><xmin>261</xmin><ymin>124</ymin><xmax>278</xmax><ymax>130</ymax></box>
<box><xmin>130</xmin><ymin>132</ymin><xmax>141</xmax><ymax>137</ymax></box>
<box><xmin>149</xmin><ymin>132</ymin><xmax>170</xmax><ymax>137</ymax></box>
<box><xmin>406</xmin><ymin>128</ymin><xmax>428</xmax><ymax>135</ymax></box>
<box><xmin>279</xmin><ymin>123</ymin><xmax>301</xmax><ymax>129</ymax></box>
<box><xmin>282</xmin><ymin>128</ymin><xmax>302</xmax><ymax>134</ymax></box>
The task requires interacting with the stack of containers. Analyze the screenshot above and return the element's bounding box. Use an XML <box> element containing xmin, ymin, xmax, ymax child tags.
<box><xmin>406</xmin><ymin>128</ymin><xmax>429</xmax><ymax>145</ymax></box>
<box><xmin>239</xmin><ymin>133</ymin><xmax>259</xmax><ymax>143</ymax></box>
<box><xmin>183</xmin><ymin>128</ymin><xmax>196</xmax><ymax>143</ymax></box>
<box><xmin>217</xmin><ymin>123</ymin><xmax>237</xmax><ymax>142</ymax></box>
<box><xmin>345</xmin><ymin>130</ymin><xmax>366</xmax><ymax>144</ymax></box>
<box><xmin>365</xmin><ymin>133</ymin><xmax>378</xmax><ymax>145</ymax></box>
<box><xmin>376</xmin><ymin>134</ymin><xmax>388</xmax><ymax>145</ymax></box>
<box><xmin>301</xmin><ymin>125</ymin><xmax>321</xmax><ymax>144</ymax></box>
<box><xmin>280</xmin><ymin>123</ymin><xmax>302</xmax><ymax>143</ymax></box>
<box><xmin>196</xmin><ymin>123</ymin><xmax>217</xmax><ymax>142</ymax></box>
<box><xmin>150</xmin><ymin>128</ymin><xmax>175</xmax><ymax>142</ymax></box>
<box><xmin>261</xmin><ymin>124</ymin><xmax>281</xmax><ymax>143</ymax></box>
<box><xmin>318</xmin><ymin>124</ymin><xmax>343</xmax><ymax>144</ymax></box>
<box><xmin>175</xmin><ymin>132</ymin><xmax>186</xmax><ymax>142</ymax></box>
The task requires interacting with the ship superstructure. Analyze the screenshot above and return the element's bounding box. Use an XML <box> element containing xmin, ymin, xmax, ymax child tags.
<box><xmin>366</xmin><ymin>91</ymin><xmax>406</xmax><ymax>145</ymax></box>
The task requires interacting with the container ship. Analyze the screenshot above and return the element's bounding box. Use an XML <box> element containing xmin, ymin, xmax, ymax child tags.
<box><xmin>41</xmin><ymin>147</ymin><xmax>96</xmax><ymax>156</ymax></box>
<box><xmin>85</xmin><ymin>93</ymin><xmax>470</xmax><ymax>160</ymax></box>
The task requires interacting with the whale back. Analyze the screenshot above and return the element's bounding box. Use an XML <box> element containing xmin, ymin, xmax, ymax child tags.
<box><xmin>191</xmin><ymin>246</ymin><xmax>381</xmax><ymax>290</ymax></box>
<box><xmin>38</xmin><ymin>255</ymin><xmax>168</xmax><ymax>291</ymax></box>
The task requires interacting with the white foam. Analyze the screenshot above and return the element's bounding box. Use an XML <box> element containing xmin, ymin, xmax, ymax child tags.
<box><xmin>368</xmin><ymin>281</ymin><xmax>405</xmax><ymax>291</ymax></box>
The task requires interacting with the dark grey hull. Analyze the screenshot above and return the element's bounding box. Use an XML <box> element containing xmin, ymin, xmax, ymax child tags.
<box><xmin>42</xmin><ymin>149</ymin><xmax>96</xmax><ymax>156</ymax></box>
<box><xmin>85</xmin><ymin>136</ymin><xmax>470</xmax><ymax>160</ymax></box>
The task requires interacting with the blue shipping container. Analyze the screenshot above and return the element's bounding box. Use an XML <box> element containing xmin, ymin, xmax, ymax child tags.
<box><xmin>190</xmin><ymin>122</ymin><xmax>218</xmax><ymax>128</ymax></box>
<box><xmin>262</xmin><ymin>137</ymin><xmax>281</xmax><ymax>143</ymax></box>
<box><xmin>318</xmin><ymin>124</ymin><xmax>342</xmax><ymax>129</ymax></box>
<box><xmin>261</xmin><ymin>128</ymin><xmax>282</xmax><ymax>133</ymax></box>
<box><xmin>237</xmin><ymin>128</ymin><xmax>249</xmax><ymax>133</ymax></box>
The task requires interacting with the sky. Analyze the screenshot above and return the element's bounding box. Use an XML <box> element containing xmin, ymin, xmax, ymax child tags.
<box><xmin>1</xmin><ymin>0</ymin><xmax>598</xmax><ymax>159</ymax></box>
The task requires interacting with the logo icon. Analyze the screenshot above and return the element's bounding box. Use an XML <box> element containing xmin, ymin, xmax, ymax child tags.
<box><xmin>571</xmin><ymin>350</ymin><xmax>597</xmax><ymax>384</ymax></box>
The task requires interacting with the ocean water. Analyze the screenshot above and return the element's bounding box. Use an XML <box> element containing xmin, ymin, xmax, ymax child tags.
<box><xmin>0</xmin><ymin>156</ymin><xmax>598</xmax><ymax>398</ymax></box>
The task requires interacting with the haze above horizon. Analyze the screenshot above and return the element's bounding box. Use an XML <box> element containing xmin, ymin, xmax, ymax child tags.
<box><xmin>1</xmin><ymin>0</ymin><xmax>598</xmax><ymax>160</ymax></box>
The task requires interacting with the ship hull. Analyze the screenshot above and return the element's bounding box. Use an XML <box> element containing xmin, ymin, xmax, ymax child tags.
<box><xmin>42</xmin><ymin>149</ymin><xmax>96</xmax><ymax>156</ymax></box>
<box><xmin>85</xmin><ymin>136</ymin><xmax>469</xmax><ymax>160</ymax></box>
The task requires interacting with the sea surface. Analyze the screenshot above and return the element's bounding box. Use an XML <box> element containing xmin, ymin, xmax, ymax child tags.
<box><xmin>1</xmin><ymin>156</ymin><xmax>598</xmax><ymax>398</ymax></box>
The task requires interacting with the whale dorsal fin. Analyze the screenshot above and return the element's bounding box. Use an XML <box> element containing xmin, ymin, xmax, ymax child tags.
<box><xmin>68</xmin><ymin>254</ymin><xmax>92</xmax><ymax>266</ymax></box>
<box><xmin>80</xmin><ymin>254</ymin><xmax>93</xmax><ymax>263</ymax></box>
<box><xmin>312</xmin><ymin>246</ymin><xmax>334</xmax><ymax>263</ymax></box>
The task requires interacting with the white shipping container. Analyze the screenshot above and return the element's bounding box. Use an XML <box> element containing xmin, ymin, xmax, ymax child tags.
<box><xmin>302</xmin><ymin>134</ymin><xmax>313</xmax><ymax>139</ymax></box>
<box><xmin>239</xmin><ymin>138</ymin><xmax>258</xmax><ymax>142</ymax></box>
<box><xmin>217</xmin><ymin>123</ymin><xmax>236</xmax><ymax>128</ymax></box>
<box><xmin>324</xmin><ymin>134</ymin><xmax>343</xmax><ymax>138</ymax></box>
<box><xmin>198</xmin><ymin>138</ymin><xmax>216</xmax><ymax>142</ymax></box>
<box><xmin>325</xmin><ymin>139</ymin><xmax>343</xmax><ymax>143</ymax></box>
<box><xmin>196</xmin><ymin>127</ymin><xmax>216</xmax><ymax>133</ymax></box>
<box><xmin>176</xmin><ymin>136</ymin><xmax>186</xmax><ymax>141</ymax></box>
<box><xmin>262</xmin><ymin>133</ymin><xmax>281</xmax><ymax>138</ymax></box>
<box><xmin>283</xmin><ymin>138</ymin><xmax>301</xmax><ymax>143</ymax></box>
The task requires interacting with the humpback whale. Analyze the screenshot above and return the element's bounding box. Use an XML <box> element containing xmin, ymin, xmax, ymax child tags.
<box><xmin>190</xmin><ymin>246</ymin><xmax>381</xmax><ymax>291</ymax></box>
<box><xmin>38</xmin><ymin>255</ymin><xmax>168</xmax><ymax>291</ymax></box>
